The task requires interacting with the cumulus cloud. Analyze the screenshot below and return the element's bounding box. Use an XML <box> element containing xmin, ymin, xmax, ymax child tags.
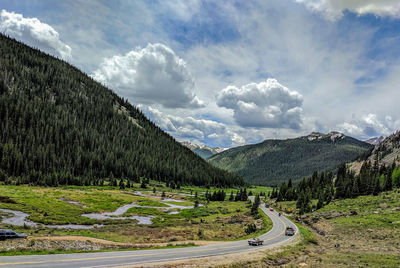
<box><xmin>216</xmin><ymin>78</ymin><xmax>303</xmax><ymax>129</ymax></box>
<box><xmin>92</xmin><ymin>43</ymin><xmax>204</xmax><ymax>109</ymax></box>
<box><xmin>139</xmin><ymin>105</ymin><xmax>245</xmax><ymax>147</ymax></box>
<box><xmin>0</xmin><ymin>10</ymin><xmax>71</xmax><ymax>59</ymax></box>
<box><xmin>295</xmin><ymin>0</ymin><xmax>400</xmax><ymax>21</ymax></box>
<box><xmin>338</xmin><ymin>113</ymin><xmax>399</xmax><ymax>138</ymax></box>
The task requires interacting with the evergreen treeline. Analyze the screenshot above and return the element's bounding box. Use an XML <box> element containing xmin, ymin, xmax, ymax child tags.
<box><xmin>0</xmin><ymin>34</ymin><xmax>244</xmax><ymax>187</ymax></box>
<box><xmin>205</xmin><ymin>190</ymin><xmax>226</xmax><ymax>201</ymax></box>
<box><xmin>272</xmin><ymin>171</ymin><xmax>334</xmax><ymax>214</ymax></box>
<box><xmin>273</xmin><ymin>161</ymin><xmax>400</xmax><ymax>214</ymax></box>
<box><xmin>335</xmin><ymin>162</ymin><xmax>398</xmax><ymax>199</ymax></box>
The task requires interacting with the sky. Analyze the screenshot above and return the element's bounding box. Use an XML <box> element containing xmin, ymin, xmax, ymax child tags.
<box><xmin>1</xmin><ymin>0</ymin><xmax>400</xmax><ymax>148</ymax></box>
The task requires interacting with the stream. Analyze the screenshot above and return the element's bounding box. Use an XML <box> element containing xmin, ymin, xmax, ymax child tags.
<box><xmin>0</xmin><ymin>191</ymin><xmax>195</xmax><ymax>229</ymax></box>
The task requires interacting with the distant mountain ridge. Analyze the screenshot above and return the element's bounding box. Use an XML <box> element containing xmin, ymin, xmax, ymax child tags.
<box><xmin>208</xmin><ymin>131</ymin><xmax>373</xmax><ymax>186</ymax></box>
<box><xmin>180</xmin><ymin>141</ymin><xmax>227</xmax><ymax>159</ymax></box>
<box><xmin>365</xmin><ymin>136</ymin><xmax>385</xmax><ymax>145</ymax></box>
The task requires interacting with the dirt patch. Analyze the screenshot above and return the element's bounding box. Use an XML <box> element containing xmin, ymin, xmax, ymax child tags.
<box><xmin>0</xmin><ymin>238</ymin><xmax>109</xmax><ymax>253</ymax></box>
<box><xmin>0</xmin><ymin>235</ymin><xmax>224</xmax><ymax>255</ymax></box>
<box><xmin>29</xmin><ymin>235</ymin><xmax>224</xmax><ymax>247</ymax></box>
<box><xmin>57</xmin><ymin>197</ymin><xmax>88</xmax><ymax>208</ymax></box>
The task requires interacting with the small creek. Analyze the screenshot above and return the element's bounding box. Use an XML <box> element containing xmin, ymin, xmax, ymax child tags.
<box><xmin>0</xmin><ymin>191</ymin><xmax>195</xmax><ymax>229</ymax></box>
<box><xmin>0</xmin><ymin>208</ymin><xmax>104</xmax><ymax>229</ymax></box>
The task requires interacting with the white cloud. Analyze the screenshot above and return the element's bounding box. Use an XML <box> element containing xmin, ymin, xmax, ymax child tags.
<box><xmin>92</xmin><ymin>43</ymin><xmax>204</xmax><ymax>109</ymax></box>
<box><xmin>162</xmin><ymin>0</ymin><xmax>201</xmax><ymax>21</ymax></box>
<box><xmin>0</xmin><ymin>10</ymin><xmax>71</xmax><ymax>59</ymax></box>
<box><xmin>295</xmin><ymin>0</ymin><xmax>400</xmax><ymax>21</ymax></box>
<box><xmin>338</xmin><ymin>113</ymin><xmax>399</xmax><ymax>138</ymax></box>
<box><xmin>216</xmin><ymin>78</ymin><xmax>303</xmax><ymax>129</ymax></box>
<box><xmin>139</xmin><ymin>105</ymin><xmax>245</xmax><ymax>147</ymax></box>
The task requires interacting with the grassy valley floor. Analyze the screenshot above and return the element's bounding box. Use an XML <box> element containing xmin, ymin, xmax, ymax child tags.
<box><xmin>0</xmin><ymin>184</ymin><xmax>272</xmax><ymax>255</ymax></box>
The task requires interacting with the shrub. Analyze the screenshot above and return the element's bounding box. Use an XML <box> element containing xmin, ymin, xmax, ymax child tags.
<box><xmin>197</xmin><ymin>229</ymin><xmax>203</xmax><ymax>238</ymax></box>
<box><xmin>245</xmin><ymin>223</ymin><xmax>257</xmax><ymax>234</ymax></box>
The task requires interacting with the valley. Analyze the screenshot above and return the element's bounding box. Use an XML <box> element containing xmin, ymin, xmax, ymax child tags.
<box><xmin>0</xmin><ymin>183</ymin><xmax>272</xmax><ymax>255</ymax></box>
<box><xmin>0</xmin><ymin>12</ymin><xmax>400</xmax><ymax>268</ymax></box>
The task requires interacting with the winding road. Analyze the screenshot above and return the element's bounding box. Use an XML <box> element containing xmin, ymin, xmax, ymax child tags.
<box><xmin>0</xmin><ymin>203</ymin><xmax>298</xmax><ymax>267</ymax></box>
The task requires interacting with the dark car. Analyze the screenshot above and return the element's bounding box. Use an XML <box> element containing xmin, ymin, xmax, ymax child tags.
<box><xmin>285</xmin><ymin>226</ymin><xmax>295</xmax><ymax>236</ymax></box>
<box><xmin>0</xmin><ymin>229</ymin><xmax>27</xmax><ymax>240</ymax></box>
<box><xmin>248</xmin><ymin>237</ymin><xmax>264</xmax><ymax>246</ymax></box>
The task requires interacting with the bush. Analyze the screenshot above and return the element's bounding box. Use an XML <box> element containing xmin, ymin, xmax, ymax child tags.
<box><xmin>245</xmin><ymin>223</ymin><xmax>257</xmax><ymax>234</ymax></box>
<box><xmin>197</xmin><ymin>229</ymin><xmax>203</xmax><ymax>238</ymax></box>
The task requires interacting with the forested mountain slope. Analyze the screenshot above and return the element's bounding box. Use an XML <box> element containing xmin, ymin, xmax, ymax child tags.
<box><xmin>0</xmin><ymin>34</ymin><xmax>244</xmax><ymax>187</ymax></box>
<box><xmin>208</xmin><ymin>132</ymin><xmax>373</xmax><ymax>185</ymax></box>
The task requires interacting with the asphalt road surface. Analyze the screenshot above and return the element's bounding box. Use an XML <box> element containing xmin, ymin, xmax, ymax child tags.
<box><xmin>0</xmin><ymin>203</ymin><xmax>298</xmax><ymax>268</ymax></box>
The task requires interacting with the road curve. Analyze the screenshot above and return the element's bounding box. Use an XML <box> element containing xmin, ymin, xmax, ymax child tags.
<box><xmin>0</xmin><ymin>203</ymin><xmax>298</xmax><ymax>268</ymax></box>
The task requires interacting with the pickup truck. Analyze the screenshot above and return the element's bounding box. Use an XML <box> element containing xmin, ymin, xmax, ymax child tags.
<box><xmin>248</xmin><ymin>237</ymin><xmax>264</xmax><ymax>246</ymax></box>
<box><xmin>285</xmin><ymin>226</ymin><xmax>295</xmax><ymax>236</ymax></box>
<box><xmin>0</xmin><ymin>229</ymin><xmax>27</xmax><ymax>240</ymax></box>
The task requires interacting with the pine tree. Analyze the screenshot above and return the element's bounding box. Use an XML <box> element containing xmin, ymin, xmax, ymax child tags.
<box><xmin>119</xmin><ymin>180</ymin><xmax>125</xmax><ymax>189</ymax></box>
<box><xmin>373</xmin><ymin>178</ymin><xmax>381</xmax><ymax>196</ymax></box>
<box><xmin>384</xmin><ymin>174</ymin><xmax>393</xmax><ymax>191</ymax></box>
<box><xmin>251</xmin><ymin>195</ymin><xmax>260</xmax><ymax>216</ymax></box>
<box><xmin>317</xmin><ymin>191</ymin><xmax>324</xmax><ymax>209</ymax></box>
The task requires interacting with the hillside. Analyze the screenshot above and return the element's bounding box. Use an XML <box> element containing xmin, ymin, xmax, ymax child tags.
<box><xmin>180</xmin><ymin>141</ymin><xmax>226</xmax><ymax>159</ymax></box>
<box><xmin>208</xmin><ymin>132</ymin><xmax>373</xmax><ymax>185</ymax></box>
<box><xmin>368</xmin><ymin>131</ymin><xmax>400</xmax><ymax>166</ymax></box>
<box><xmin>253</xmin><ymin>190</ymin><xmax>400</xmax><ymax>267</ymax></box>
<box><xmin>0</xmin><ymin>34</ymin><xmax>244</xmax><ymax>187</ymax></box>
<box><xmin>350</xmin><ymin>131</ymin><xmax>400</xmax><ymax>174</ymax></box>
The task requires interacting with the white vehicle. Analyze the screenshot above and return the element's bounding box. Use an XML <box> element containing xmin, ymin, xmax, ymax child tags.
<box><xmin>285</xmin><ymin>226</ymin><xmax>295</xmax><ymax>236</ymax></box>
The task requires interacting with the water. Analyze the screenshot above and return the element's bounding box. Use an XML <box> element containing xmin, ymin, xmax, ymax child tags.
<box><xmin>0</xmin><ymin>208</ymin><xmax>37</xmax><ymax>227</ymax></box>
<box><xmin>0</xmin><ymin>208</ymin><xmax>103</xmax><ymax>229</ymax></box>
<box><xmin>81</xmin><ymin>203</ymin><xmax>154</xmax><ymax>224</ymax></box>
<box><xmin>0</xmin><ymin>191</ymin><xmax>197</xmax><ymax>228</ymax></box>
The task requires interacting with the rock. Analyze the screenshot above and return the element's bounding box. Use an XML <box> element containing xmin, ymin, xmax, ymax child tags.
<box><xmin>379</xmin><ymin>203</ymin><xmax>388</xmax><ymax>209</ymax></box>
<box><xmin>296</xmin><ymin>255</ymin><xmax>308</xmax><ymax>264</ymax></box>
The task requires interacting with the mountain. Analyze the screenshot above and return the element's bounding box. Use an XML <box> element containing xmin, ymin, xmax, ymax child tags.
<box><xmin>350</xmin><ymin>131</ymin><xmax>400</xmax><ymax>174</ymax></box>
<box><xmin>365</xmin><ymin>136</ymin><xmax>385</xmax><ymax>145</ymax></box>
<box><xmin>180</xmin><ymin>141</ymin><xmax>227</xmax><ymax>159</ymax></box>
<box><xmin>366</xmin><ymin>131</ymin><xmax>400</xmax><ymax>167</ymax></box>
<box><xmin>208</xmin><ymin>131</ymin><xmax>373</xmax><ymax>186</ymax></box>
<box><xmin>0</xmin><ymin>34</ymin><xmax>244</xmax><ymax>187</ymax></box>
